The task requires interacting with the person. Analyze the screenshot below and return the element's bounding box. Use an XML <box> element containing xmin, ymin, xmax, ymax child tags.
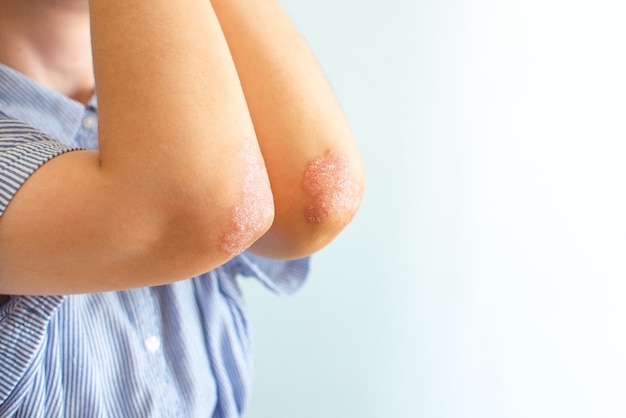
<box><xmin>0</xmin><ymin>0</ymin><xmax>364</xmax><ymax>416</ymax></box>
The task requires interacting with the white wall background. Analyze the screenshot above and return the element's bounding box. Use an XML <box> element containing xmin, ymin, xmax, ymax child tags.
<box><xmin>241</xmin><ymin>1</ymin><xmax>626</xmax><ymax>417</ymax></box>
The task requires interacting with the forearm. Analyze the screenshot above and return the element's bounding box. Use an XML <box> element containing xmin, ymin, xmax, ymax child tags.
<box><xmin>89</xmin><ymin>0</ymin><xmax>273</xmax><ymax>258</ymax></box>
<box><xmin>211</xmin><ymin>0</ymin><xmax>365</xmax><ymax>258</ymax></box>
<box><xmin>90</xmin><ymin>0</ymin><xmax>254</xmax><ymax>188</ymax></box>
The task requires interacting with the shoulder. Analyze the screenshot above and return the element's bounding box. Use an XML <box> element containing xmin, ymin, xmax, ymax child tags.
<box><xmin>0</xmin><ymin>113</ymin><xmax>79</xmax><ymax>216</ymax></box>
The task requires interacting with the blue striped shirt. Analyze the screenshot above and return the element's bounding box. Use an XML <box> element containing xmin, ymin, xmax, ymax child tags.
<box><xmin>0</xmin><ymin>63</ymin><xmax>309</xmax><ymax>417</ymax></box>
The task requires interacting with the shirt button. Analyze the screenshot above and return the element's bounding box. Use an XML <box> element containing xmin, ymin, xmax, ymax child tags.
<box><xmin>144</xmin><ymin>336</ymin><xmax>161</xmax><ymax>353</ymax></box>
<box><xmin>82</xmin><ymin>115</ymin><xmax>97</xmax><ymax>130</ymax></box>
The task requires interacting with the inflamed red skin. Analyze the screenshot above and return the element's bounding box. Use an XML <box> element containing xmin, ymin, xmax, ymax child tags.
<box><xmin>220</xmin><ymin>139</ymin><xmax>274</xmax><ymax>255</ymax></box>
<box><xmin>303</xmin><ymin>150</ymin><xmax>361</xmax><ymax>224</ymax></box>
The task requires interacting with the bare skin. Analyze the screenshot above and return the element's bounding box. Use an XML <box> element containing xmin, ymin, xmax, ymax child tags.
<box><xmin>0</xmin><ymin>0</ymin><xmax>364</xmax><ymax>295</ymax></box>
<box><xmin>211</xmin><ymin>0</ymin><xmax>365</xmax><ymax>258</ymax></box>
<box><xmin>0</xmin><ymin>0</ymin><xmax>94</xmax><ymax>102</ymax></box>
<box><xmin>0</xmin><ymin>0</ymin><xmax>271</xmax><ymax>294</ymax></box>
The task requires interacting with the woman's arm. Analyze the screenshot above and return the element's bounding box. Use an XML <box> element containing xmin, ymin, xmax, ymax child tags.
<box><xmin>0</xmin><ymin>0</ymin><xmax>273</xmax><ymax>295</ymax></box>
<box><xmin>211</xmin><ymin>0</ymin><xmax>365</xmax><ymax>259</ymax></box>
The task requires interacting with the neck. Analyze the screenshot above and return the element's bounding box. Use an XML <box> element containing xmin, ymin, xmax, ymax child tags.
<box><xmin>0</xmin><ymin>0</ymin><xmax>93</xmax><ymax>104</ymax></box>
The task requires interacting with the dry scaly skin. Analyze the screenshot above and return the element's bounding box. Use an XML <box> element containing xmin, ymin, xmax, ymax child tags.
<box><xmin>221</xmin><ymin>140</ymin><xmax>274</xmax><ymax>255</ymax></box>
<box><xmin>304</xmin><ymin>150</ymin><xmax>361</xmax><ymax>224</ymax></box>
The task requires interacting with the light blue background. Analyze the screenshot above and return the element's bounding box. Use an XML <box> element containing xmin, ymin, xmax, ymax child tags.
<box><xmin>241</xmin><ymin>1</ymin><xmax>626</xmax><ymax>417</ymax></box>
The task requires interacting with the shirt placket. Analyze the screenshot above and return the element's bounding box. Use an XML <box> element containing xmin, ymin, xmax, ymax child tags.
<box><xmin>76</xmin><ymin>107</ymin><xmax>99</xmax><ymax>150</ymax></box>
<box><xmin>125</xmin><ymin>289</ymin><xmax>184</xmax><ymax>418</ymax></box>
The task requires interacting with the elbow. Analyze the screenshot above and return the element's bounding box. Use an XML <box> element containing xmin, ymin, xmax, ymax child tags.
<box><xmin>191</xmin><ymin>139</ymin><xmax>276</xmax><ymax>260</ymax></box>
<box><xmin>148</xmin><ymin>138</ymin><xmax>274</xmax><ymax>279</ymax></box>
<box><xmin>303</xmin><ymin>148</ymin><xmax>364</xmax><ymax>227</ymax></box>
<box><xmin>191</xmin><ymin>187</ymin><xmax>274</xmax><ymax>243</ymax></box>
<box><xmin>250</xmin><ymin>149</ymin><xmax>365</xmax><ymax>259</ymax></box>
<box><xmin>299</xmin><ymin>185</ymin><xmax>364</xmax><ymax>255</ymax></box>
<box><xmin>298</xmin><ymin>153</ymin><xmax>364</xmax><ymax>254</ymax></box>
<box><xmin>103</xmin><ymin>175</ymin><xmax>274</xmax><ymax>291</ymax></box>
<box><xmin>217</xmin><ymin>179</ymin><xmax>275</xmax><ymax>257</ymax></box>
<box><xmin>303</xmin><ymin>179</ymin><xmax>363</xmax><ymax>237</ymax></box>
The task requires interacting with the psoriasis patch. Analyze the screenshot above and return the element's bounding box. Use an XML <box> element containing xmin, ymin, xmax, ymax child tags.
<box><xmin>221</xmin><ymin>140</ymin><xmax>273</xmax><ymax>255</ymax></box>
<box><xmin>304</xmin><ymin>150</ymin><xmax>361</xmax><ymax>224</ymax></box>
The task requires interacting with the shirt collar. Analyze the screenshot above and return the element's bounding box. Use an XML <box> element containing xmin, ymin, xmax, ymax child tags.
<box><xmin>0</xmin><ymin>62</ymin><xmax>96</xmax><ymax>145</ymax></box>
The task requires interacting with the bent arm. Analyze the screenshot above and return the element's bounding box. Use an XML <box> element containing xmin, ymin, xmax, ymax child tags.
<box><xmin>211</xmin><ymin>0</ymin><xmax>366</xmax><ymax>259</ymax></box>
<box><xmin>0</xmin><ymin>0</ymin><xmax>273</xmax><ymax>295</ymax></box>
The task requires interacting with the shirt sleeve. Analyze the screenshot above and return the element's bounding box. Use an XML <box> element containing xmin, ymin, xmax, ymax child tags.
<box><xmin>235</xmin><ymin>252</ymin><xmax>310</xmax><ymax>296</ymax></box>
<box><xmin>0</xmin><ymin>116</ymin><xmax>79</xmax><ymax>407</ymax></box>
<box><xmin>0</xmin><ymin>116</ymin><xmax>81</xmax><ymax>216</ymax></box>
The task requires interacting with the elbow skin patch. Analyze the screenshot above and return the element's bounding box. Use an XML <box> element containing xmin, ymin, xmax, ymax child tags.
<box><xmin>221</xmin><ymin>140</ymin><xmax>274</xmax><ymax>255</ymax></box>
<box><xmin>303</xmin><ymin>150</ymin><xmax>361</xmax><ymax>224</ymax></box>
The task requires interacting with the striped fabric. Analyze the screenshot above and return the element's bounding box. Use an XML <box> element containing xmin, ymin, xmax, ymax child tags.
<box><xmin>0</xmin><ymin>118</ymin><xmax>78</xmax><ymax>216</ymax></box>
<box><xmin>0</xmin><ymin>63</ymin><xmax>309</xmax><ymax>417</ymax></box>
